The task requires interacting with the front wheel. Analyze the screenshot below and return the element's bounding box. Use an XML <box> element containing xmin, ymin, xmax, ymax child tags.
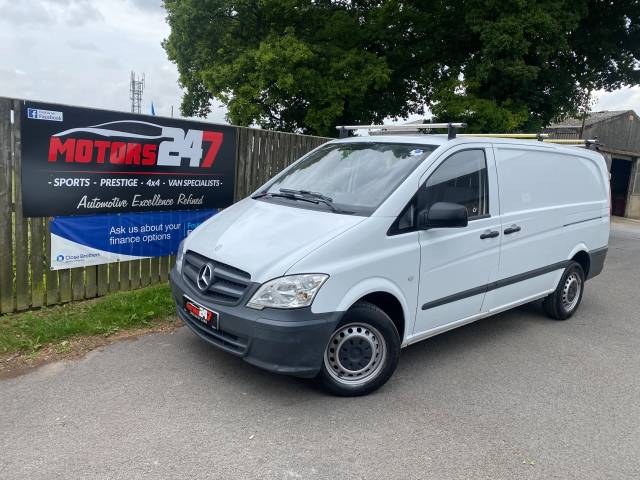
<box><xmin>315</xmin><ymin>301</ymin><xmax>400</xmax><ymax>396</ymax></box>
<box><xmin>543</xmin><ymin>261</ymin><xmax>585</xmax><ymax>320</ymax></box>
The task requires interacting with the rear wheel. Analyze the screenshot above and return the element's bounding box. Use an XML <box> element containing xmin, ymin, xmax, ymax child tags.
<box><xmin>543</xmin><ymin>261</ymin><xmax>585</xmax><ymax>320</ymax></box>
<box><xmin>315</xmin><ymin>301</ymin><xmax>400</xmax><ymax>396</ymax></box>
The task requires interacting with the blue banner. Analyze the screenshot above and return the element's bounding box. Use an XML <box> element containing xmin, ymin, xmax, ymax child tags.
<box><xmin>50</xmin><ymin>209</ymin><xmax>216</xmax><ymax>270</ymax></box>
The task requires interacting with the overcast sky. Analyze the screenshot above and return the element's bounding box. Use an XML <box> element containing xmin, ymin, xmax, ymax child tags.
<box><xmin>1</xmin><ymin>0</ymin><xmax>639</xmax><ymax>126</ymax></box>
<box><xmin>0</xmin><ymin>0</ymin><xmax>227</xmax><ymax>123</ymax></box>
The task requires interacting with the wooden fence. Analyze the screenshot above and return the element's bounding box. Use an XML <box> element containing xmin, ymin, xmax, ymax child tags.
<box><xmin>0</xmin><ymin>97</ymin><xmax>328</xmax><ymax>314</ymax></box>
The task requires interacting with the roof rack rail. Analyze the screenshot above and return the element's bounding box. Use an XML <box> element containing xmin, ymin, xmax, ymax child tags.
<box><xmin>458</xmin><ymin>133</ymin><xmax>548</xmax><ymax>140</ymax></box>
<box><xmin>459</xmin><ymin>133</ymin><xmax>600</xmax><ymax>148</ymax></box>
<box><xmin>336</xmin><ymin>123</ymin><xmax>467</xmax><ymax>140</ymax></box>
<box><xmin>542</xmin><ymin>137</ymin><xmax>593</xmax><ymax>144</ymax></box>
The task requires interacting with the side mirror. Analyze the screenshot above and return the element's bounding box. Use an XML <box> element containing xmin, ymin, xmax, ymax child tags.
<box><xmin>418</xmin><ymin>202</ymin><xmax>468</xmax><ymax>229</ymax></box>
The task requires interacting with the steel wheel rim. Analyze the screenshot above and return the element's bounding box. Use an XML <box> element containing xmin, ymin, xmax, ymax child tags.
<box><xmin>324</xmin><ymin>323</ymin><xmax>386</xmax><ymax>387</ymax></box>
<box><xmin>561</xmin><ymin>272</ymin><xmax>582</xmax><ymax>312</ymax></box>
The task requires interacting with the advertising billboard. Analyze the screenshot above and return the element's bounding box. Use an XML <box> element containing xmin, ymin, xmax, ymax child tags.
<box><xmin>50</xmin><ymin>209</ymin><xmax>216</xmax><ymax>270</ymax></box>
<box><xmin>20</xmin><ymin>101</ymin><xmax>236</xmax><ymax>217</ymax></box>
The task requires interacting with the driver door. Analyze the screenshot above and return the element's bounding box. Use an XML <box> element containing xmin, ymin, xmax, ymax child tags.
<box><xmin>412</xmin><ymin>145</ymin><xmax>501</xmax><ymax>337</ymax></box>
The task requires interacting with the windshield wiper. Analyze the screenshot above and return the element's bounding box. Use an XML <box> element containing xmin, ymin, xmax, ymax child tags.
<box><xmin>253</xmin><ymin>190</ymin><xmax>319</xmax><ymax>205</ymax></box>
<box><xmin>253</xmin><ymin>188</ymin><xmax>350</xmax><ymax>214</ymax></box>
<box><xmin>278</xmin><ymin>188</ymin><xmax>347</xmax><ymax>213</ymax></box>
<box><xmin>279</xmin><ymin>189</ymin><xmax>333</xmax><ymax>203</ymax></box>
<box><xmin>251</xmin><ymin>190</ymin><xmax>313</xmax><ymax>201</ymax></box>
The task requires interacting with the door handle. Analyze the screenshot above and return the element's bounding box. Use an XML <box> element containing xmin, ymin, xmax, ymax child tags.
<box><xmin>480</xmin><ymin>230</ymin><xmax>500</xmax><ymax>239</ymax></box>
<box><xmin>504</xmin><ymin>225</ymin><xmax>521</xmax><ymax>235</ymax></box>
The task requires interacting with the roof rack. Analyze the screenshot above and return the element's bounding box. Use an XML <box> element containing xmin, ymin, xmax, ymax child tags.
<box><xmin>335</xmin><ymin>124</ymin><xmax>599</xmax><ymax>149</ymax></box>
<box><xmin>336</xmin><ymin>123</ymin><xmax>467</xmax><ymax>140</ymax></box>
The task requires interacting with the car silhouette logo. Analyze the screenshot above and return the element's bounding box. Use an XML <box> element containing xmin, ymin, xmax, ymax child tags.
<box><xmin>54</xmin><ymin>120</ymin><xmax>167</xmax><ymax>141</ymax></box>
<box><xmin>197</xmin><ymin>263</ymin><xmax>215</xmax><ymax>291</ymax></box>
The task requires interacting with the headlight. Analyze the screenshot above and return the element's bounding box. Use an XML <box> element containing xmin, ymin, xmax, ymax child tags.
<box><xmin>175</xmin><ymin>240</ymin><xmax>186</xmax><ymax>273</ymax></box>
<box><xmin>246</xmin><ymin>274</ymin><xmax>328</xmax><ymax>310</ymax></box>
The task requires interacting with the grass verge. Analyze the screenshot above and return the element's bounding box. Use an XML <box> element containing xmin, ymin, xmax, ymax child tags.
<box><xmin>0</xmin><ymin>284</ymin><xmax>176</xmax><ymax>356</ymax></box>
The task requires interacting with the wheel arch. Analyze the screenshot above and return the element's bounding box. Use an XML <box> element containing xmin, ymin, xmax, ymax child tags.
<box><xmin>336</xmin><ymin>278</ymin><xmax>409</xmax><ymax>343</ymax></box>
<box><xmin>567</xmin><ymin>243</ymin><xmax>591</xmax><ymax>278</ymax></box>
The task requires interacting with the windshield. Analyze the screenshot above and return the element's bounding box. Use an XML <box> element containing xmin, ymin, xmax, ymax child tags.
<box><xmin>261</xmin><ymin>142</ymin><xmax>437</xmax><ymax>214</ymax></box>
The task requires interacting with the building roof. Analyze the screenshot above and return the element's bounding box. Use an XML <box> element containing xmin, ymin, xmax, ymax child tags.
<box><xmin>549</xmin><ymin>110</ymin><xmax>633</xmax><ymax>129</ymax></box>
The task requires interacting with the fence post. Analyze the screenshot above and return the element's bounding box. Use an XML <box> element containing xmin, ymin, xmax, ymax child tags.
<box><xmin>0</xmin><ymin>98</ymin><xmax>15</xmax><ymax>313</ymax></box>
<box><xmin>233</xmin><ymin>126</ymin><xmax>243</xmax><ymax>202</ymax></box>
<box><xmin>85</xmin><ymin>266</ymin><xmax>98</xmax><ymax>299</ymax></box>
<box><xmin>97</xmin><ymin>264</ymin><xmax>109</xmax><ymax>296</ymax></box>
<box><xmin>12</xmin><ymin>100</ymin><xmax>29</xmax><ymax>310</ymax></box>
<box><xmin>30</xmin><ymin>217</ymin><xmax>45</xmax><ymax>308</ymax></box>
<box><xmin>44</xmin><ymin>218</ymin><xmax>60</xmax><ymax>306</ymax></box>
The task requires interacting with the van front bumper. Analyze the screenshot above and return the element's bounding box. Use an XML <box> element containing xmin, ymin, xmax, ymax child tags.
<box><xmin>169</xmin><ymin>267</ymin><xmax>342</xmax><ymax>378</ymax></box>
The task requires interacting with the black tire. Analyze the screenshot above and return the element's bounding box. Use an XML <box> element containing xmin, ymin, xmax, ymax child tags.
<box><xmin>543</xmin><ymin>261</ymin><xmax>585</xmax><ymax>320</ymax></box>
<box><xmin>315</xmin><ymin>301</ymin><xmax>400</xmax><ymax>396</ymax></box>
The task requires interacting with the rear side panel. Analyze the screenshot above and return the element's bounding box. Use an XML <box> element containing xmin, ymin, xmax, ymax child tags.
<box><xmin>484</xmin><ymin>145</ymin><xmax>609</xmax><ymax>312</ymax></box>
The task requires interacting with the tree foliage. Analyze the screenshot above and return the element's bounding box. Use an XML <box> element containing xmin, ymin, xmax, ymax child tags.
<box><xmin>163</xmin><ymin>0</ymin><xmax>640</xmax><ymax>135</ymax></box>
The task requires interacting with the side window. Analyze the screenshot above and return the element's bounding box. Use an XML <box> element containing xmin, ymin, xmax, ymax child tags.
<box><xmin>396</xmin><ymin>200</ymin><xmax>415</xmax><ymax>230</ymax></box>
<box><xmin>388</xmin><ymin>194</ymin><xmax>417</xmax><ymax>235</ymax></box>
<box><xmin>420</xmin><ymin>149</ymin><xmax>489</xmax><ymax>219</ymax></box>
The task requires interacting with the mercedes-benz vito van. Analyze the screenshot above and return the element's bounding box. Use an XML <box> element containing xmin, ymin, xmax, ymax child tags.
<box><xmin>169</xmin><ymin>133</ymin><xmax>609</xmax><ymax>396</ymax></box>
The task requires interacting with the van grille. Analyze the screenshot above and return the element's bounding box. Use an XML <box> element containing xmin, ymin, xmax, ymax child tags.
<box><xmin>182</xmin><ymin>251</ymin><xmax>252</xmax><ymax>305</ymax></box>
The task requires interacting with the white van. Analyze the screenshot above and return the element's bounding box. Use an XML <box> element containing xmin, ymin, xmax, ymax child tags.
<box><xmin>169</xmin><ymin>131</ymin><xmax>609</xmax><ymax>396</ymax></box>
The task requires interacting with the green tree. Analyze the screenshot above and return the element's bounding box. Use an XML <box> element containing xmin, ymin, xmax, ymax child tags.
<box><xmin>163</xmin><ymin>0</ymin><xmax>640</xmax><ymax>135</ymax></box>
<box><xmin>162</xmin><ymin>0</ymin><xmax>463</xmax><ymax>135</ymax></box>
<box><xmin>431</xmin><ymin>0</ymin><xmax>640</xmax><ymax>132</ymax></box>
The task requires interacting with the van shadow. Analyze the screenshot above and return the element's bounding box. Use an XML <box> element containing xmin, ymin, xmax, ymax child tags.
<box><xmin>175</xmin><ymin>301</ymin><xmax>550</xmax><ymax>398</ymax></box>
<box><xmin>397</xmin><ymin>300</ymin><xmax>548</xmax><ymax>371</ymax></box>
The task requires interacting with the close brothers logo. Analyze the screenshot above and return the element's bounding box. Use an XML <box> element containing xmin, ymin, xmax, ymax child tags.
<box><xmin>47</xmin><ymin>120</ymin><xmax>223</xmax><ymax>169</ymax></box>
<box><xmin>55</xmin><ymin>253</ymin><xmax>101</xmax><ymax>262</ymax></box>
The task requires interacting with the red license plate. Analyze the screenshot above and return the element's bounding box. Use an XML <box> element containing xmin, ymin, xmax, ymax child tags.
<box><xmin>184</xmin><ymin>297</ymin><xmax>219</xmax><ymax>329</ymax></box>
